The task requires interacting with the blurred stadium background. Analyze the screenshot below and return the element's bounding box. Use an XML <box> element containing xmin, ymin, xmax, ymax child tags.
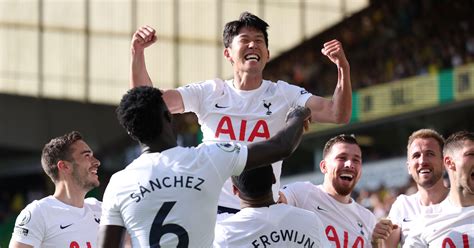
<box><xmin>0</xmin><ymin>0</ymin><xmax>473</xmax><ymax>244</ymax></box>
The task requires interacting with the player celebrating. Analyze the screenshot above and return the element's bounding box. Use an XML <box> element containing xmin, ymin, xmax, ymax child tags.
<box><xmin>97</xmin><ymin>86</ymin><xmax>311</xmax><ymax>247</ymax></box>
<box><xmin>372</xmin><ymin>129</ymin><xmax>449</xmax><ymax>247</ymax></box>
<box><xmin>130</xmin><ymin>11</ymin><xmax>352</xmax><ymax>213</ymax></box>
<box><xmin>214</xmin><ymin>164</ymin><xmax>328</xmax><ymax>247</ymax></box>
<box><xmin>279</xmin><ymin>134</ymin><xmax>377</xmax><ymax>247</ymax></box>
<box><xmin>403</xmin><ymin>131</ymin><xmax>474</xmax><ymax>247</ymax></box>
<box><xmin>9</xmin><ymin>131</ymin><xmax>102</xmax><ymax>248</ymax></box>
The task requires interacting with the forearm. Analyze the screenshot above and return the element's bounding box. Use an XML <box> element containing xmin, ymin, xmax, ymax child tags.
<box><xmin>130</xmin><ymin>48</ymin><xmax>153</xmax><ymax>88</ymax></box>
<box><xmin>245</xmin><ymin>107</ymin><xmax>309</xmax><ymax>170</ymax></box>
<box><xmin>331</xmin><ymin>63</ymin><xmax>352</xmax><ymax>123</ymax></box>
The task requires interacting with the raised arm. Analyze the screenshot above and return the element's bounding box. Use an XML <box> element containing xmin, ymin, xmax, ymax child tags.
<box><xmin>245</xmin><ymin>106</ymin><xmax>311</xmax><ymax>170</ymax></box>
<box><xmin>130</xmin><ymin>25</ymin><xmax>185</xmax><ymax>114</ymax></box>
<box><xmin>306</xmin><ymin>39</ymin><xmax>352</xmax><ymax>124</ymax></box>
<box><xmin>130</xmin><ymin>25</ymin><xmax>157</xmax><ymax>88</ymax></box>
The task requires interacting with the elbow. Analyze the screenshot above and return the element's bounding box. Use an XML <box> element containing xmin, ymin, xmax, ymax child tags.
<box><xmin>336</xmin><ymin>114</ymin><xmax>351</xmax><ymax>124</ymax></box>
<box><xmin>333</xmin><ymin>110</ymin><xmax>352</xmax><ymax>124</ymax></box>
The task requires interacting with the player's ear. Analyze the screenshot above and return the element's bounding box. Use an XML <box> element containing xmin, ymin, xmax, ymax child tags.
<box><xmin>320</xmin><ymin>160</ymin><xmax>327</xmax><ymax>173</ymax></box>
<box><xmin>232</xmin><ymin>184</ymin><xmax>239</xmax><ymax>196</ymax></box>
<box><xmin>444</xmin><ymin>156</ymin><xmax>456</xmax><ymax>171</ymax></box>
<box><xmin>223</xmin><ymin>48</ymin><xmax>234</xmax><ymax>64</ymax></box>
<box><xmin>57</xmin><ymin>160</ymin><xmax>68</xmax><ymax>171</ymax></box>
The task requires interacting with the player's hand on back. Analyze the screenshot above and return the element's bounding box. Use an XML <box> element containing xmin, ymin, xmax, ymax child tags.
<box><xmin>131</xmin><ymin>25</ymin><xmax>157</xmax><ymax>52</ymax></box>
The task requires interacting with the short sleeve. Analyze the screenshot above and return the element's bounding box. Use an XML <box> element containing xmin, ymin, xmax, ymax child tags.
<box><xmin>100</xmin><ymin>176</ymin><xmax>125</xmax><ymax>227</ymax></box>
<box><xmin>177</xmin><ymin>80</ymin><xmax>216</xmax><ymax>114</ymax></box>
<box><xmin>276</xmin><ymin>80</ymin><xmax>312</xmax><ymax>107</ymax></box>
<box><xmin>206</xmin><ymin>142</ymin><xmax>248</xmax><ymax>179</ymax></box>
<box><xmin>11</xmin><ymin>202</ymin><xmax>46</xmax><ymax>247</ymax></box>
<box><xmin>387</xmin><ymin>197</ymin><xmax>404</xmax><ymax>225</ymax></box>
<box><xmin>279</xmin><ymin>181</ymin><xmax>309</xmax><ymax>207</ymax></box>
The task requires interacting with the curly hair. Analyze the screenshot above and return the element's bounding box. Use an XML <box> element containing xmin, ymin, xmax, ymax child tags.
<box><xmin>41</xmin><ymin>131</ymin><xmax>83</xmax><ymax>182</ymax></box>
<box><xmin>323</xmin><ymin>134</ymin><xmax>359</xmax><ymax>158</ymax></box>
<box><xmin>223</xmin><ymin>11</ymin><xmax>269</xmax><ymax>48</ymax></box>
<box><xmin>116</xmin><ymin>86</ymin><xmax>168</xmax><ymax>144</ymax></box>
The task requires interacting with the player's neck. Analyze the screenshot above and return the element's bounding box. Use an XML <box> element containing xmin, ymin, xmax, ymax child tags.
<box><xmin>140</xmin><ymin>141</ymin><xmax>177</xmax><ymax>154</ymax></box>
<box><xmin>418</xmin><ymin>181</ymin><xmax>449</xmax><ymax>206</ymax></box>
<box><xmin>448</xmin><ymin>187</ymin><xmax>474</xmax><ymax>207</ymax></box>
<box><xmin>53</xmin><ymin>182</ymin><xmax>87</xmax><ymax>208</ymax></box>
<box><xmin>240</xmin><ymin>194</ymin><xmax>275</xmax><ymax>209</ymax></box>
<box><xmin>233</xmin><ymin>72</ymin><xmax>262</xmax><ymax>90</ymax></box>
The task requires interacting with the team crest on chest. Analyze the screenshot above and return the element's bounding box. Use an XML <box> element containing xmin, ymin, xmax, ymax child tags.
<box><xmin>263</xmin><ymin>100</ymin><xmax>272</xmax><ymax>115</ymax></box>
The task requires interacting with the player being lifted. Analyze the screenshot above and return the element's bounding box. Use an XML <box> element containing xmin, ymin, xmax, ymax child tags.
<box><xmin>130</xmin><ymin>11</ymin><xmax>352</xmax><ymax>213</ymax></box>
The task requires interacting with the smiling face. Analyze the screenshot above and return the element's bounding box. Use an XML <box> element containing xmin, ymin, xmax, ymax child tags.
<box><xmin>68</xmin><ymin>140</ymin><xmax>100</xmax><ymax>191</ymax></box>
<box><xmin>321</xmin><ymin>142</ymin><xmax>362</xmax><ymax>197</ymax></box>
<box><xmin>445</xmin><ymin>139</ymin><xmax>474</xmax><ymax>195</ymax></box>
<box><xmin>407</xmin><ymin>137</ymin><xmax>444</xmax><ymax>189</ymax></box>
<box><xmin>224</xmin><ymin>26</ymin><xmax>270</xmax><ymax>75</ymax></box>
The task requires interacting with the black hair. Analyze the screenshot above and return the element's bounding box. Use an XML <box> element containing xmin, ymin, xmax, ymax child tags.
<box><xmin>41</xmin><ymin>131</ymin><xmax>83</xmax><ymax>182</ymax></box>
<box><xmin>116</xmin><ymin>86</ymin><xmax>169</xmax><ymax>144</ymax></box>
<box><xmin>231</xmin><ymin>164</ymin><xmax>274</xmax><ymax>198</ymax></box>
<box><xmin>223</xmin><ymin>11</ymin><xmax>269</xmax><ymax>48</ymax></box>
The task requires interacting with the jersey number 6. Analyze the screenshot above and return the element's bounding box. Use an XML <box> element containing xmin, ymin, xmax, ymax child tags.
<box><xmin>149</xmin><ymin>201</ymin><xmax>189</xmax><ymax>247</ymax></box>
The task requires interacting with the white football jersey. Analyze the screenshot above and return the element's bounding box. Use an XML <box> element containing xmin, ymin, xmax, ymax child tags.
<box><xmin>388</xmin><ymin>192</ymin><xmax>444</xmax><ymax>245</ymax></box>
<box><xmin>178</xmin><ymin>78</ymin><xmax>312</xmax><ymax>209</ymax></box>
<box><xmin>403</xmin><ymin>199</ymin><xmax>474</xmax><ymax>247</ymax></box>
<box><xmin>214</xmin><ymin>204</ymin><xmax>330</xmax><ymax>248</ymax></box>
<box><xmin>280</xmin><ymin>182</ymin><xmax>376</xmax><ymax>248</ymax></box>
<box><xmin>11</xmin><ymin>196</ymin><xmax>101</xmax><ymax>248</ymax></box>
<box><xmin>101</xmin><ymin>143</ymin><xmax>247</xmax><ymax>248</ymax></box>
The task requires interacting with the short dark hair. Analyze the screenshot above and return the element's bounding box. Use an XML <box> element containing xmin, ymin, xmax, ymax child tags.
<box><xmin>41</xmin><ymin>131</ymin><xmax>83</xmax><ymax>182</ymax></box>
<box><xmin>444</xmin><ymin>131</ymin><xmax>474</xmax><ymax>156</ymax></box>
<box><xmin>407</xmin><ymin>129</ymin><xmax>444</xmax><ymax>155</ymax></box>
<box><xmin>223</xmin><ymin>11</ymin><xmax>269</xmax><ymax>48</ymax></box>
<box><xmin>323</xmin><ymin>134</ymin><xmax>359</xmax><ymax>158</ymax></box>
<box><xmin>231</xmin><ymin>165</ymin><xmax>274</xmax><ymax>198</ymax></box>
<box><xmin>116</xmin><ymin>86</ymin><xmax>168</xmax><ymax>144</ymax></box>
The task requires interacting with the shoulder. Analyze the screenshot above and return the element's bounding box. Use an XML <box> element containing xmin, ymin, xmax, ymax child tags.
<box><xmin>85</xmin><ymin>197</ymin><xmax>102</xmax><ymax>209</ymax></box>
<box><xmin>14</xmin><ymin>196</ymin><xmax>53</xmax><ymax>226</ymax></box>
<box><xmin>282</xmin><ymin>181</ymin><xmax>314</xmax><ymax>190</ymax></box>
<box><xmin>392</xmin><ymin>193</ymin><xmax>418</xmax><ymax>209</ymax></box>
<box><xmin>180</xmin><ymin>78</ymin><xmax>226</xmax><ymax>91</ymax></box>
<box><xmin>23</xmin><ymin>196</ymin><xmax>55</xmax><ymax>212</ymax></box>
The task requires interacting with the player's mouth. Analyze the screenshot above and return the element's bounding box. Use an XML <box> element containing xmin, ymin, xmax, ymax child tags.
<box><xmin>245</xmin><ymin>54</ymin><xmax>260</xmax><ymax>62</ymax></box>
<box><xmin>340</xmin><ymin>173</ymin><xmax>354</xmax><ymax>182</ymax></box>
<box><xmin>90</xmin><ymin>167</ymin><xmax>98</xmax><ymax>176</ymax></box>
<box><xmin>418</xmin><ymin>168</ymin><xmax>432</xmax><ymax>175</ymax></box>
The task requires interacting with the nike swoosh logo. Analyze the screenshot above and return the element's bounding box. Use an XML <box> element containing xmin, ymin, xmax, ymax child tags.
<box><xmin>60</xmin><ymin>223</ymin><xmax>73</xmax><ymax>229</ymax></box>
<box><xmin>316</xmin><ymin>206</ymin><xmax>327</xmax><ymax>211</ymax></box>
<box><xmin>402</xmin><ymin>218</ymin><xmax>412</xmax><ymax>222</ymax></box>
<box><xmin>215</xmin><ymin>104</ymin><xmax>229</xmax><ymax>109</ymax></box>
<box><xmin>94</xmin><ymin>218</ymin><xmax>100</xmax><ymax>224</ymax></box>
